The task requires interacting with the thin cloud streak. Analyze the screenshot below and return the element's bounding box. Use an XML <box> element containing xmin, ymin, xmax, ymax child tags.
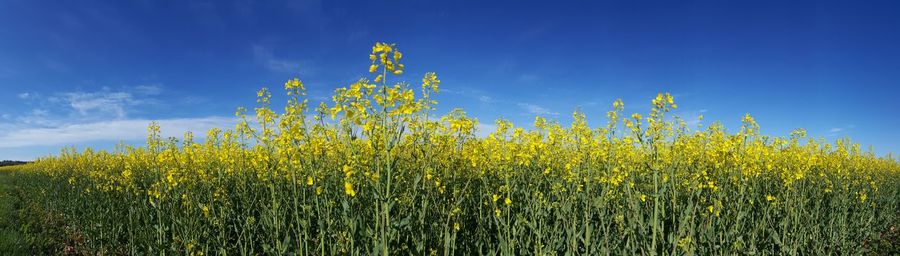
<box><xmin>252</xmin><ymin>44</ymin><xmax>316</xmax><ymax>75</ymax></box>
<box><xmin>0</xmin><ymin>116</ymin><xmax>238</xmax><ymax>148</ymax></box>
<box><xmin>517</xmin><ymin>103</ymin><xmax>558</xmax><ymax>116</ymax></box>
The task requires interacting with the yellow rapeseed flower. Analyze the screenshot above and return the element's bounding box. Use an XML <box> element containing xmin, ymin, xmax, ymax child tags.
<box><xmin>344</xmin><ymin>182</ymin><xmax>356</xmax><ymax>197</ymax></box>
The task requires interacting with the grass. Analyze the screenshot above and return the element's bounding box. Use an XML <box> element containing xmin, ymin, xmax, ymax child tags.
<box><xmin>0</xmin><ymin>168</ymin><xmax>28</xmax><ymax>255</ymax></box>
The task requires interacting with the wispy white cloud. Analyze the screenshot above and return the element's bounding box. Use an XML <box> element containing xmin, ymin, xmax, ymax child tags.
<box><xmin>439</xmin><ymin>88</ymin><xmax>462</xmax><ymax>94</ymax></box>
<box><xmin>442</xmin><ymin>86</ymin><xmax>498</xmax><ymax>105</ymax></box>
<box><xmin>133</xmin><ymin>84</ymin><xmax>163</xmax><ymax>95</ymax></box>
<box><xmin>16</xmin><ymin>109</ymin><xmax>57</xmax><ymax>127</ymax></box>
<box><xmin>252</xmin><ymin>45</ymin><xmax>316</xmax><ymax>75</ymax></box>
<box><xmin>827</xmin><ymin>124</ymin><xmax>855</xmax><ymax>136</ymax></box>
<box><xmin>1</xmin><ymin>83</ymin><xmax>234</xmax><ymax>156</ymax></box>
<box><xmin>16</xmin><ymin>86</ymin><xmax>163</xmax><ymax>121</ymax></box>
<box><xmin>0</xmin><ymin>116</ymin><xmax>238</xmax><ymax>148</ymax></box>
<box><xmin>63</xmin><ymin>91</ymin><xmax>136</xmax><ymax>118</ymax></box>
<box><xmin>17</xmin><ymin>92</ymin><xmax>34</xmax><ymax>99</ymax></box>
<box><xmin>57</xmin><ymin>88</ymin><xmax>153</xmax><ymax>119</ymax></box>
<box><xmin>517</xmin><ymin>103</ymin><xmax>558</xmax><ymax>116</ymax></box>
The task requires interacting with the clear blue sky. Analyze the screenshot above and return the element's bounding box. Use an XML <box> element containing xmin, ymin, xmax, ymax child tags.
<box><xmin>1</xmin><ymin>0</ymin><xmax>898</xmax><ymax>160</ymax></box>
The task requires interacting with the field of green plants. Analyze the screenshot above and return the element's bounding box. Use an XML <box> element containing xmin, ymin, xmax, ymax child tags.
<box><xmin>1</xmin><ymin>43</ymin><xmax>899</xmax><ymax>255</ymax></box>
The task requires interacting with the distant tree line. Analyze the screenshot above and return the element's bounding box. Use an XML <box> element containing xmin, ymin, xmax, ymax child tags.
<box><xmin>0</xmin><ymin>160</ymin><xmax>30</xmax><ymax>167</ymax></box>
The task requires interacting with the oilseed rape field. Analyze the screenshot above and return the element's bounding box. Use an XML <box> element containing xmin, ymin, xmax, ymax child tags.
<box><xmin>1</xmin><ymin>43</ymin><xmax>899</xmax><ymax>255</ymax></box>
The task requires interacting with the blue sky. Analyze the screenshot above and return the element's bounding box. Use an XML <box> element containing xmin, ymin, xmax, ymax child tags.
<box><xmin>1</xmin><ymin>0</ymin><xmax>899</xmax><ymax>160</ymax></box>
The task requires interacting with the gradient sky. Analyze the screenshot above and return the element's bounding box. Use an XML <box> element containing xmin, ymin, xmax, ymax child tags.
<box><xmin>1</xmin><ymin>0</ymin><xmax>899</xmax><ymax>160</ymax></box>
